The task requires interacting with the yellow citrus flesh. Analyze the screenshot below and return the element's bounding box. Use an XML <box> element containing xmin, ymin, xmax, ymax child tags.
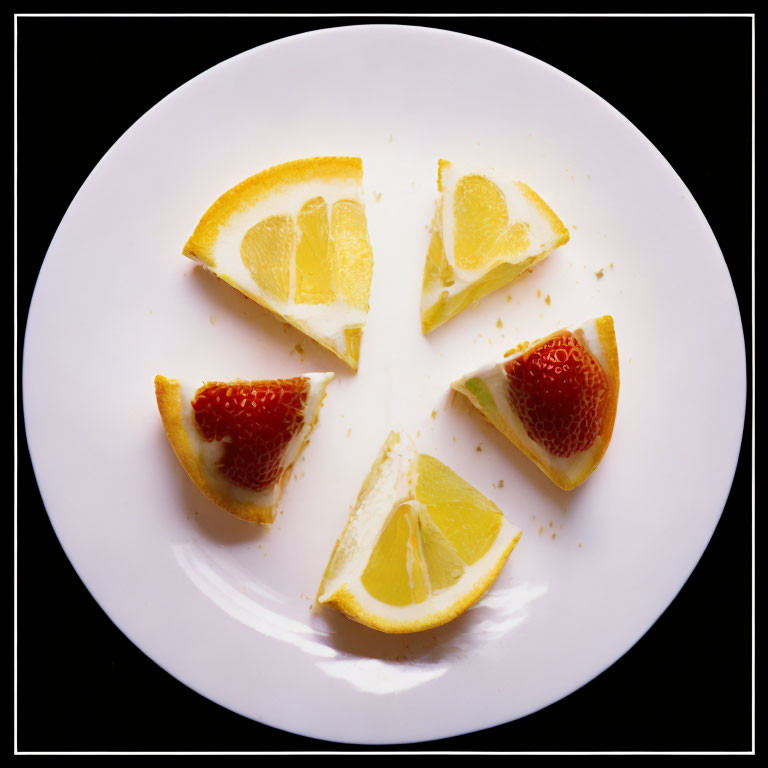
<box><xmin>420</xmin><ymin>160</ymin><xmax>569</xmax><ymax>333</ymax></box>
<box><xmin>317</xmin><ymin>433</ymin><xmax>521</xmax><ymax>633</ymax></box>
<box><xmin>415</xmin><ymin>454</ymin><xmax>502</xmax><ymax>565</ymax></box>
<box><xmin>330</xmin><ymin>200</ymin><xmax>374</xmax><ymax>310</ymax></box>
<box><xmin>240</xmin><ymin>215</ymin><xmax>294</xmax><ymax>302</ymax></box>
<box><xmin>183</xmin><ymin>157</ymin><xmax>373</xmax><ymax>370</ymax></box>
<box><xmin>295</xmin><ymin>197</ymin><xmax>335</xmax><ymax>305</ymax></box>
<box><xmin>453</xmin><ymin>174</ymin><xmax>531</xmax><ymax>271</ymax></box>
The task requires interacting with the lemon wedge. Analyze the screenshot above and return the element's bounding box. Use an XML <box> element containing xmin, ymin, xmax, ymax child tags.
<box><xmin>317</xmin><ymin>431</ymin><xmax>522</xmax><ymax>633</ymax></box>
<box><xmin>452</xmin><ymin>316</ymin><xmax>619</xmax><ymax>490</ymax></box>
<box><xmin>183</xmin><ymin>157</ymin><xmax>373</xmax><ymax>370</ymax></box>
<box><xmin>421</xmin><ymin>160</ymin><xmax>569</xmax><ymax>333</ymax></box>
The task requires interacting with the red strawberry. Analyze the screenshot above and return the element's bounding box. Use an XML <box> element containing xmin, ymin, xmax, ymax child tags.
<box><xmin>192</xmin><ymin>378</ymin><xmax>309</xmax><ymax>492</ymax></box>
<box><xmin>504</xmin><ymin>332</ymin><xmax>608</xmax><ymax>458</ymax></box>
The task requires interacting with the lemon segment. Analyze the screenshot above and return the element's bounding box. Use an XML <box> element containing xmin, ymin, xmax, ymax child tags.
<box><xmin>420</xmin><ymin>160</ymin><xmax>569</xmax><ymax>333</ymax></box>
<box><xmin>330</xmin><ymin>199</ymin><xmax>374</xmax><ymax>311</ymax></box>
<box><xmin>361</xmin><ymin>502</ymin><xmax>429</xmax><ymax>606</ymax></box>
<box><xmin>418</xmin><ymin>508</ymin><xmax>466</xmax><ymax>591</ymax></box>
<box><xmin>295</xmin><ymin>197</ymin><xmax>335</xmax><ymax>305</ymax></box>
<box><xmin>453</xmin><ymin>174</ymin><xmax>531</xmax><ymax>270</ymax></box>
<box><xmin>183</xmin><ymin>157</ymin><xmax>373</xmax><ymax>370</ymax></box>
<box><xmin>240</xmin><ymin>214</ymin><xmax>294</xmax><ymax>302</ymax></box>
<box><xmin>317</xmin><ymin>431</ymin><xmax>522</xmax><ymax>633</ymax></box>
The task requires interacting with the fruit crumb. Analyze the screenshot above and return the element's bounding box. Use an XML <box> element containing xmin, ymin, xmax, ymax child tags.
<box><xmin>373</xmin><ymin>191</ymin><xmax>382</xmax><ymax>202</ymax></box>
<box><xmin>507</xmin><ymin>295</ymin><xmax>512</xmax><ymax>302</ymax></box>
<box><xmin>572</xmin><ymin>224</ymin><xmax>578</xmax><ymax>230</ymax></box>
<box><xmin>388</xmin><ymin>134</ymin><xmax>393</xmax><ymax>142</ymax></box>
<box><xmin>416</xmin><ymin>430</ymin><xmax>421</xmax><ymax>438</ymax></box>
<box><xmin>549</xmin><ymin>521</ymin><xmax>553</xmax><ymax>528</ymax></box>
<box><xmin>544</xmin><ymin>294</ymin><xmax>551</xmax><ymax>305</ymax></box>
<box><xmin>552</xmin><ymin>533</ymin><xmax>557</xmax><ymax>540</ymax></box>
<box><xmin>537</xmin><ymin>289</ymin><xmax>541</xmax><ymax>298</ymax></box>
<box><xmin>293</xmin><ymin>343</ymin><xmax>305</xmax><ymax>359</ymax></box>
<box><xmin>496</xmin><ymin>318</ymin><xmax>503</xmax><ymax>328</ymax></box>
<box><xmin>504</xmin><ymin>340</ymin><xmax>530</xmax><ymax>357</ymax></box>
<box><xmin>431</xmin><ymin>409</ymin><xmax>437</xmax><ymax>419</ymax></box>
<box><xmin>210</xmin><ymin>314</ymin><xmax>216</xmax><ymax>325</ymax></box>
<box><xmin>538</xmin><ymin>527</ymin><xmax>544</xmax><ymax>535</ymax></box>
<box><xmin>347</xmin><ymin>428</ymin><xmax>352</xmax><ymax>437</ymax></box>
<box><xmin>595</xmin><ymin>269</ymin><xmax>604</xmax><ymax>279</ymax></box>
<box><xmin>579</xmin><ymin>543</ymin><xmax>583</xmax><ymax>548</ymax></box>
<box><xmin>476</xmin><ymin>443</ymin><xmax>482</xmax><ymax>452</ymax></box>
<box><xmin>452</xmin><ymin>436</ymin><xmax>456</xmax><ymax>442</ymax></box>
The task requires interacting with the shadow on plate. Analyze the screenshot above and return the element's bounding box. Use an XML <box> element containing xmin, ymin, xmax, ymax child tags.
<box><xmin>155</xmin><ymin>427</ymin><xmax>269</xmax><ymax>545</ymax></box>
<box><xmin>189</xmin><ymin>266</ymin><xmax>356</xmax><ymax>380</ymax></box>
<box><xmin>444</xmin><ymin>386</ymin><xmax>582</xmax><ymax>510</ymax></box>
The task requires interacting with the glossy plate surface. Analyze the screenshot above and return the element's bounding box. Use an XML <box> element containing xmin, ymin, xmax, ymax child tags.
<box><xmin>23</xmin><ymin>25</ymin><xmax>745</xmax><ymax>744</ymax></box>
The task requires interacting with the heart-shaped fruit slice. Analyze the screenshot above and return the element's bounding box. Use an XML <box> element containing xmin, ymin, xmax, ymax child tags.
<box><xmin>420</xmin><ymin>160</ymin><xmax>570</xmax><ymax>333</ymax></box>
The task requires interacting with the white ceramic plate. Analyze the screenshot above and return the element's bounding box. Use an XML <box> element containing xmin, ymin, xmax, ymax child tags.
<box><xmin>23</xmin><ymin>25</ymin><xmax>746</xmax><ymax>744</ymax></box>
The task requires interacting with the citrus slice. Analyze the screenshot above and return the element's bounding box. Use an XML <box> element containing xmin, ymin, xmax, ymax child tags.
<box><xmin>317</xmin><ymin>431</ymin><xmax>522</xmax><ymax>633</ymax></box>
<box><xmin>452</xmin><ymin>316</ymin><xmax>619</xmax><ymax>490</ymax></box>
<box><xmin>421</xmin><ymin>160</ymin><xmax>570</xmax><ymax>333</ymax></box>
<box><xmin>155</xmin><ymin>372</ymin><xmax>333</xmax><ymax>523</ymax></box>
<box><xmin>183</xmin><ymin>157</ymin><xmax>374</xmax><ymax>370</ymax></box>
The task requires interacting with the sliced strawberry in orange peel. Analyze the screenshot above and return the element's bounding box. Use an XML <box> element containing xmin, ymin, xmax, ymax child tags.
<box><xmin>451</xmin><ymin>316</ymin><xmax>619</xmax><ymax>490</ymax></box>
<box><xmin>155</xmin><ymin>372</ymin><xmax>333</xmax><ymax>523</ymax></box>
<box><xmin>192</xmin><ymin>379</ymin><xmax>309</xmax><ymax>492</ymax></box>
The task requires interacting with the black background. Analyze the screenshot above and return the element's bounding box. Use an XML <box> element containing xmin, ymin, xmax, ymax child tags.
<box><xmin>16</xmin><ymin>14</ymin><xmax>753</xmax><ymax>753</ymax></box>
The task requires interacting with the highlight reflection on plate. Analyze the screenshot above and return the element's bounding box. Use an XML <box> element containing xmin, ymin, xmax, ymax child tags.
<box><xmin>174</xmin><ymin>540</ymin><xmax>547</xmax><ymax>694</ymax></box>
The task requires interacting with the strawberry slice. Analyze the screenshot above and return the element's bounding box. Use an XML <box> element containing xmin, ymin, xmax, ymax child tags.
<box><xmin>192</xmin><ymin>378</ymin><xmax>309</xmax><ymax>492</ymax></box>
<box><xmin>504</xmin><ymin>332</ymin><xmax>608</xmax><ymax>458</ymax></box>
